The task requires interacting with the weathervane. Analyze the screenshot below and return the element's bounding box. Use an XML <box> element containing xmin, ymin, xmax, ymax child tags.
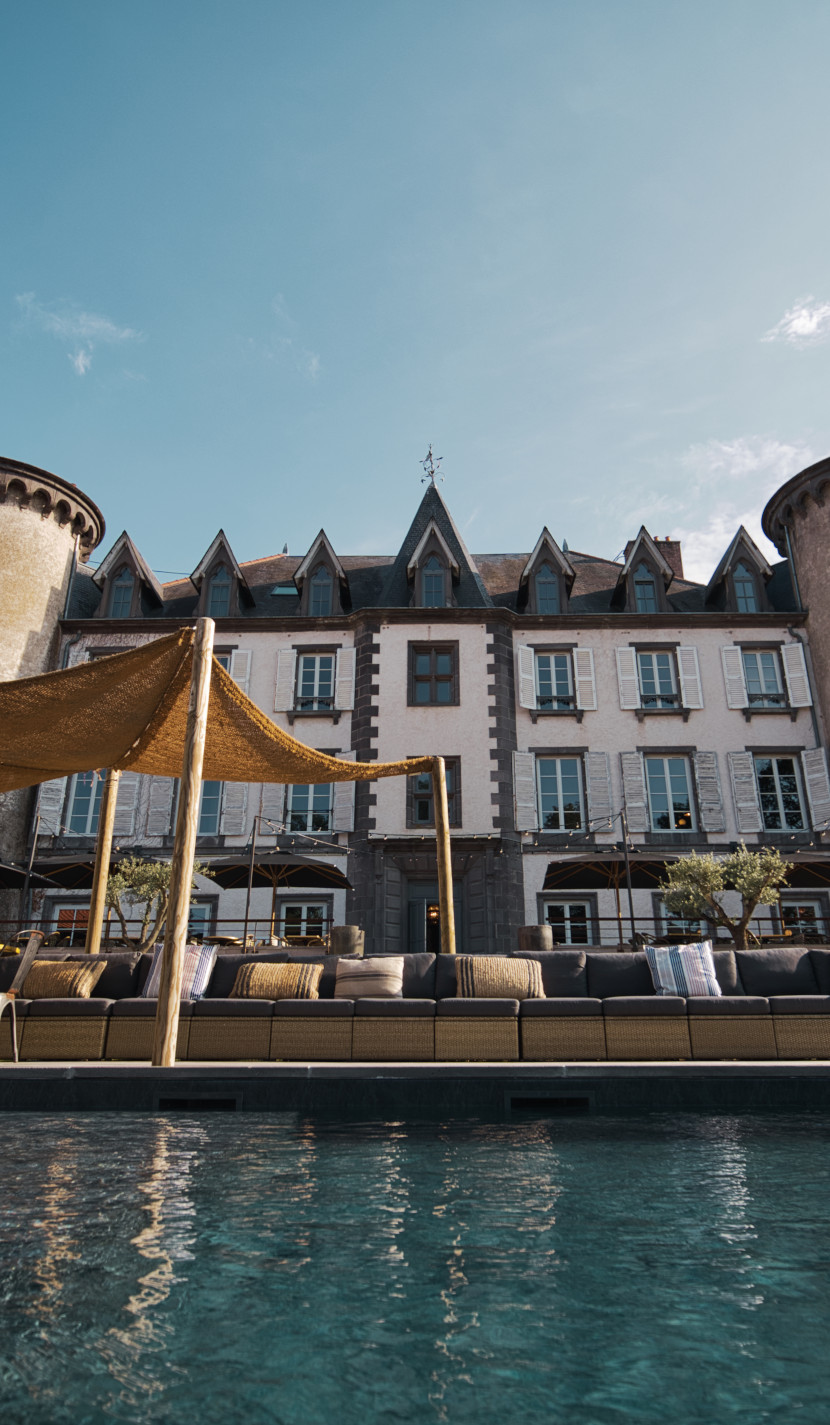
<box><xmin>420</xmin><ymin>445</ymin><xmax>444</xmax><ymax>485</ymax></box>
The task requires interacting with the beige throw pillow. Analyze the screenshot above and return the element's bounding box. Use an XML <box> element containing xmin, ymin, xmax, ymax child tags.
<box><xmin>333</xmin><ymin>956</ymin><xmax>404</xmax><ymax>999</ymax></box>
<box><xmin>21</xmin><ymin>960</ymin><xmax>107</xmax><ymax>1000</ymax></box>
<box><xmin>455</xmin><ymin>955</ymin><xmax>544</xmax><ymax>1000</ymax></box>
<box><xmin>229</xmin><ymin>962</ymin><xmax>322</xmax><ymax>1000</ymax></box>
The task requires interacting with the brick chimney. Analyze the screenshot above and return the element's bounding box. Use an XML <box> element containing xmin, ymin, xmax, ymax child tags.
<box><xmin>653</xmin><ymin>537</ymin><xmax>684</xmax><ymax>580</ymax></box>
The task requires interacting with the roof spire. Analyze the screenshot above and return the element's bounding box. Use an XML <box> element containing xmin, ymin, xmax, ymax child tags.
<box><xmin>420</xmin><ymin>444</ymin><xmax>444</xmax><ymax>486</ymax></box>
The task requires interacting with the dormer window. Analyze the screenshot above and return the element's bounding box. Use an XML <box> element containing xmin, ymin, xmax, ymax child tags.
<box><xmin>109</xmin><ymin>566</ymin><xmax>135</xmax><ymax>618</ymax></box>
<box><xmin>309</xmin><ymin>564</ymin><xmax>333</xmax><ymax>617</ymax></box>
<box><xmin>207</xmin><ymin>565</ymin><xmax>232</xmax><ymax>618</ymax></box>
<box><xmin>733</xmin><ymin>562</ymin><xmax>758</xmax><ymax>612</ymax></box>
<box><xmin>634</xmin><ymin>563</ymin><xmax>658</xmax><ymax>613</ymax></box>
<box><xmin>534</xmin><ymin>563</ymin><xmax>560</xmax><ymax>615</ymax></box>
<box><xmin>422</xmin><ymin>554</ymin><xmax>446</xmax><ymax>608</ymax></box>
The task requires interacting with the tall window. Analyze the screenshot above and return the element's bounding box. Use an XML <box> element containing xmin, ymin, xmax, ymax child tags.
<box><xmin>52</xmin><ymin>903</ymin><xmax>91</xmax><ymax>946</ymax></box>
<box><xmin>754</xmin><ymin>755</ymin><xmax>805</xmax><ymax>831</ymax></box>
<box><xmin>207</xmin><ymin>565</ymin><xmax>232</xmax><ymax>618</ymax></box>
<box><xmin>198</xmin><ymin>781</ymin><xmax>223</xmax><ymax>835</ymax></box>
<box><xmin>67</xmin><ymin>771</ymin><xmax>104</xmax><ymax>835</ymax></box>
<box><xmin>634</xmin><ymin>562</ymin><xmax>658</xmax><ymax>613</ymax></box>
<box><xmin>534</xmin><ymin>563</ymin><xmax>560</xmax><ymax>614</ymax></box>
<box><xmin>779</xmin><ymin>898</ymin><xmax>826</xmax><ymax>941</ymax></box>
<box><xmin>407</xmin><ymin>760</ymin><xmax>460</xmax><ymax>827</ymax></box>
<box><xmin>742</xmin><ymin>650</ymin><xmax>785</xmax><ymax>708</ymax></box>
<box><xmin>536</xmin><ymin>756</ymin><xmax>584</xmax><ymax>831</ymax></box>
<box><xmin>637</xmin><ymin>651</ymin><xmax>678</xmax><ymax>709</ymax></box>
<box><xmin>309</xmin><ymin>565</ymin><xmax>333</xmax><ymax>617</ymax></box>
<box><xmin>287</xmin><ymin>783</ymin><xmax>332</xmax><ymax>833</ymax></box>
<box><xmin>110</xmin><ymin>567</ymin><xmax>134</xmax><ymax>618</ymax></box>
<box><xmin>543</xmin><ymin>899</ymin><xmax>591</xmax><ymax>945</ymax></box>
<box><xmin>644</xmin><ymin>756</ymin><xmax>695</xmax><ymax>831</ymax></box>
<box><xmin>408</xmin><ymin>644</ymin><xmax>458</xmax><ymax>705</ymax></box>
<box><xmin>187</xmin><ymin>902</ymin><xmax>215</xmax><ymax>940</ymax></box>
<box><xmin>421</xmin><ymin>554</ymin><xmax>446</xmax><ymax>608</ymax></box>
<box><xmin>733</xmin><ymin>562</ymin><xmax>758</xmax><ymax>612</ymax></box>
<box><xmin>296</xmin><ymin>653</ymin><xmax>335</xmax><ymax>711</ymax></box>
<box><xmin>535</xmin><ymin>653</ymin><xmax>574</xmax><ymax>711</ymax></box>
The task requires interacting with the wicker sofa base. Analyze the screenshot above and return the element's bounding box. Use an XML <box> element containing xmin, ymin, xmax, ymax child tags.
<box><xmin>603</xmin><ymin>1018</ymin><xmax>692</xmax><ymax>1061</ymax></box>
<box><xmin>187</xmin><ymin>1017</ymin><xmax>272</xmax><ymax>1061</ymax></box>
<box><xmin>435</xmin><ymin>1018</ymin><xmax>519</xmax><ymax>1062</ymax></box>
<box><xmin>105</xmin><ymin>1016</ymin><xmax>192</xmax><ymax>1060</ymax></box>
<box><xmin>21</xmin><ymin>1017</ymin><xmax>109</xmax><ymax>1062</ymax></box>
<box><xmin>772</xmin><ymin>1016</ymin><xmax>830</xmax><ymax>1059</ymax></box>
<box><xmin>271</xmin><ymin>1017</ymin><xmax>353</xmax><ymax>1061</ymax></box>
<box><xmin>352</xmin><ymin>1018</ymin><xmax>435</xmax><ymax>1061</ymax></box>
<box><xmin>689</xmin><ymin>1017</ymin><xmax>777</xmax><ymax>1059</ymax></box>
<box><xmin>521</xmin><ymin>1017</ymin><xmax>607</xmax><ymax>1061</ymax></box>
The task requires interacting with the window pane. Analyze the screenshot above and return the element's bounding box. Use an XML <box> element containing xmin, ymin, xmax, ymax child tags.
<box><xmin>535</xmin><ymin>563</ymin><xmax>560</xmax><ymax>614</ymax></box>
<box><xmin>310</xmin><ymin>567</ymin><xmax>333</xmax><ymax>617</ymax></box>
<box><xmin>68</xmin><ymin>771</ymin><xmax>104</xmax><ymax>835</ymax></box>
<box><xmin>435</xmin><ymin>653</ymin><xmax>453</xmax><ymax>675</ymax></box>
<box><xmin>634</xmin><ymin>563</ymin><xmax>657</xmax><ymax>612</ymax></box>
<box><xmin>734</xmin><ymin>563</ymin><xmax>757</xmax><ymax>612</ymax></box>
<box><xmin>198</xmin><ymin>781</ymin><xmax>222</xmax><ymax>834</ymax></box>
<box><xmin>110</xmin><ymin>570</ymin><xmax>134</xmax><ymax>618</ymax></box>
<box><xmin>208</xmin><ymin>567</ymin><xmax>231</xmax><ymax>618</ymax></box>
<box><xmin>415</xmin><ymin>653</ymin><xmax>431</xmax><ymax>675</ymax></box>
<box><xmin>435</xmin><ymin>682</ymin><xmax>452</xmax><ymax>704</ymax></box>
<box><xmin>645</xmin><ymin>757</ymin><xmax>693</xmax><ymax>831</ymax></box>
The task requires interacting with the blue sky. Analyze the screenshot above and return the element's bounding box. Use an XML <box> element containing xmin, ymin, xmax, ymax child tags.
<box><xmin>3</xmin><ymin>1</ymin><xmax>830</xmax><ymax>583</ymax></box>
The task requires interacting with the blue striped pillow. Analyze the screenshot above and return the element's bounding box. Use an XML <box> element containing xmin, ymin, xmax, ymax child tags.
<box><xmin>142</xmin><ymin>944</ymin><xmax>217</xmax><ymax>1000</ymax></box>
<box><xmin>645</xmin><ymin>942</ymin><xmax>721</xmax><ymax>998</ymax></box>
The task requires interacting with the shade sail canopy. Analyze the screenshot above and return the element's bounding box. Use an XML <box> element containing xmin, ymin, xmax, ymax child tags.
<box><xmin>0</xmin><ymin>631</ymin><xmax>432</xmax><ymax>793</ymax></box>
<box><xmin>207</xmin><ymin>853</ymin><xmax>352</xmax><ymax>891</ymax></box>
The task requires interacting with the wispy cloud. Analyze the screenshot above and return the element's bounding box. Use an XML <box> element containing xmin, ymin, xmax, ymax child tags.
<box><xmin>15</xmin><ymin>291</ymin><xmax>142</xmax><ymax>375</ymax></box>
<box><xmin>249</xmin><ymin>294</ymin><xmax>321</xmax><ymax>381</ymax></box>
<box><xmin>762</xmin><ymin>297</ymin><xmax>830</xmax><ymax>347</ymax></box>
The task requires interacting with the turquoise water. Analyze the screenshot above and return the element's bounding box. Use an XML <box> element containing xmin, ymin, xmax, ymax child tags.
<box><xmin>2</xmin><ymin>1114</ymin><xmax>830</xmax><ymax>1424</ymax></box>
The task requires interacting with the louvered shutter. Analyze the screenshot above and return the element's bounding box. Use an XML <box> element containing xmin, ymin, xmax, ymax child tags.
<box><xmin>112</xmin><ymin>771</ymin><xmax>140</xmax><ymax>838</ymax></box>
<box><xmin>274</xmin><ymin>649</ymin><xmax>297</xmax><ymax>711</ymax></box>
<box><xmin>782</xmin><ymin>642</ymin><xmax>812</xmax><ymax>708</ymax></box>
<box><xmin>259</xmin><ymin>781</ymin><xmax>286</xmax><ymax>830</ymax></box>
<box><xmin>146</xmin><ymin>777</ymin><xmax>176</xmax><ymax>835</ymax></box>
<box><xmin>516</xmin><ymin>645</ymin><xmax>536</xmax><ymax>709</ymax></box>
<box><xmin>620</xmin><ymin>752</ymin><xmax>649</xmax><ymax>833</ymax></box>
<box><xmin>615</xmin><ymin>648</ymin><xmax>641</xmax><ymax>709</ymax></box>
<box><xmin>229</xmin><ymin>649</ymin><xmax>251</xmax><ymax>695</ymax></box>
<box><xmin>334</xmin><ymin>648</ymin><xmax>356</xmax><ymax>711</ymax></box>
<box><xmin>727</xmin><ymin>752</ymin><xmax>763</xmax><ymax>833</ymax></box>
<box><xmin>37</xmin><ymin>778</ymin><xmax>67</xmax><ymax>835</ymax></box>
<box><xmin>721</xmin><ymin>646</ymin><xmax>748</xmax><ymax>709</ymax></box>
<box><xmin>584</xmin><ymin>752</ymin><xmax>612</xmax><ymax>832</ymax></box>
<box><xmin>677</xmin><ymin>646</ymin><xmax>704</xmax><ymax>709</ymax></box>
<box><xmin>801</xmin><ymin>749</ymin><xmax>830</xmax><ymax>830</ymax></box>
<box><xmin>573</xmin><ymin>648</ymin><xmax>597</xmax><ymax>711</ymax></box>
<box><xmin>332</xmin><ymin>751</ymin><xmax>356</xmax><ymax>831</ymax></box>
<box><xmin>220</xmin><ymin>782</ymin><xmax>248</xmax><ymax>835</ymax></box>
<box><xmin>693</xmin><ymin>752</ymin><xmax>725</xmax><ymax>832</ymax></box>
<box><xmin>513</xmin><ymin>751</ymin><xmax>538</xmax><ymax>831</ymax></box>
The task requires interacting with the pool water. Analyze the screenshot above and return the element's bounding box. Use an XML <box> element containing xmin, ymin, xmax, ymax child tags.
<box><xmin>2</xmin><ymin>1113</ymin><xmax>830</xmax><ymax>1424</ymax></box>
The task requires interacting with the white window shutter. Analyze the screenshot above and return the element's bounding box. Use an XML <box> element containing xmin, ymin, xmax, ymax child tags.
<box><xmin>229</xmin><ymin>649</ymin><xmax>251</xmax><ymax>695</ymax></box>
<box><xmin>721</xmin><ymin>646</ymin><xmax>748</xmax><ymax>709</ymax></box>
<box><xmin>37</xmin><ymin>778</ymin><xmax>67</xmax><ymax>835</ymax></box>
<box><xmin>513</xmin><ymin>751</ymin><xmax>538</xmax><ymax>831</ymax></box>
<box><xmin>782</xmin><ymin>642</ymin><xmax>812</xmax><ymax>708</ymax></box>
<box><xmin>573</xmin><ymin>647</ymin><xmax>597</xmax><ymax>711</ymax></box>
<box><xmin>516</xmin><ymin>645</ymin><xmax>536</xmax><ymax>709</ymax></box>
<box><xmin>693</xmin><ymin>752</ymin><xmax>725</xmax><ymax>832</ymax></box>
<box><xmin>615</xmin><ymin>648</ymin><xmax>641</xmax><ymax>710</ymax></box>
<box><xmin>220</xmin><ymin>782</ymin><xmax>248</xmax><ymax>835</ymax></box>
<box><xmin>620</xmin><ymin>752</ymin><xmax>649</xmax><ymax>833</ymax></box>
<box><xmin>584</xmin><ymin>751</ymin><xmax>612</xmax><ymax>831</ymax></box>
<box><xmin>801</xmin><ymin>749</ymin><xmax>830</xmax><ymax>830</ymax></box>
<box><xmin>274</xmin><ymin>649</ymin><xmax>297</xmax><ymax>712</ymax></box>
<box><xmin>677</xmin><ymin>646</ymin><xmax>704</xmax><ymax>710</ymax></box>
<box><xmin>260</xmin><ymin>781</ymin><xmax>286</xmax><ymax>829</ymax></box>
<box><xmin>146</xmin><ymin>776</ymin><xmax>176</xmax><ymax>835</ymax></box>
<box><xmin>727</xmin><ymin>752</ymin><xmax>763</xmax><ymax>833</ymax></box>
<box><xmin>112</xmin><ymin>771</ymin><xmax>141</xmax><ymax>838</ymax></box>
<box><xmin>334</xmin><ymin>648</ymin><xmax>356</xmax><ymax>711</ymax></box>
<box><xmin>332</xmin><ymin>751</ymin><xmax>356</xmax><ymax>831</ymax></box>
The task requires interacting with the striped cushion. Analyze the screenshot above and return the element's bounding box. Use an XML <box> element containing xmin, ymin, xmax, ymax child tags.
<box><xmin>142</xmin><ymin>944</ymin><xmax>217</xmax><ymax>1000</ymax></box>
<box><xmin>645</xmin><ymin>942</ymin><xmax>721</xmax><ymax>998</ymax></box>
<box><xmin>229</xmin><ymin>962</ymin><xmax>322</xmax><ymax>1000</ymax></box>
<box><xmin>334</xmin><ymin>956</ymin><xmax>404</xmax><ymax>999</ymax></box>
<box><xmin>456</xmin><ymin>956</ymin><xmax>544</xmax><ymax>1001</ymax></box>
<box><xmin>21</xmin><ymin>960</ymin><xmax>107</xmax><ymax>1000</ymax></box>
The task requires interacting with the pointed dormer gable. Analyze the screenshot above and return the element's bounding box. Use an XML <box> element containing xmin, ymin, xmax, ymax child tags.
<box><xmin>519</xmin><ymin>528</ymin><xmax>575</xmax><ymax>614</ymax></box>
<box><xmin>190</xmin><ymin>530</ymin><xmax>253</xmax><ymax>617</ymax></box>
<box><xmin>704</xmin><ymin>525</ymin><xmax>773</xmax><ymax>612</ymax></box>
<box><xmin>292</xmin><ymin>530</ymin><xmax>348</xmax><ymax>616</ymax></box>
<box><xmin>381</xmin><ymin>483</ymin><xmax>492</xmax><ymax>609</ymax></box>
<box><xmin>92</xmin><ymin>531</ymin><xmax>162</xmax><ymax>618</ymax></box>
<box><xmin>613</xmin><ymin>526</ymin><xmax>674</xmax><ymax>612</ymax></box>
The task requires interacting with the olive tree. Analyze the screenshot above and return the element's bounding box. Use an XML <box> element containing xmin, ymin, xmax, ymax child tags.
<box><xmin>105</xmin><ymin>857</ymin><xmax>213</xmax><ymax>951</ymax></box>
<box><xmin>660</xmin><ymin>844</ymin><xmax>792</xmax><ymax>950</ymax></box>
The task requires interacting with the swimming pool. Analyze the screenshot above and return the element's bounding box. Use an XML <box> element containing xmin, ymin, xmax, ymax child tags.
<box><xmin>2</xmin><ymin>1113</ymin><xmax>829</xmax><ymax>1423</ymax></box>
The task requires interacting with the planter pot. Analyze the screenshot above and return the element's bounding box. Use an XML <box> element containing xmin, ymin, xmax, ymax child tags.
<box><xmin>517</xmin><ymin>925</ymin><xmax>554</xmax><ymax>954</ymax></box>
<box><xmin>329</xmin><ymin>925</ymin><xmax>365</xmax><ymax>958</ymax></box>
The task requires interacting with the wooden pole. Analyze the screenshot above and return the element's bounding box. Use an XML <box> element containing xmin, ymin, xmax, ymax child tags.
<box><xmin>152</xmin><ymin>619</ymin><xmax>215</xmax><ymax>1067</ymax></box>
<box><xmin>431</xmin><ymin>756</ymin><xmax>456</xmax><ymax>955</ymax></box>
<box><xmin>84</xmin><ymin>767</ymin><xmax>121</xmax><ymax>954</ymax></box>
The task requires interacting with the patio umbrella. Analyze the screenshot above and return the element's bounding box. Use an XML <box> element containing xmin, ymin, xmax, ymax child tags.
<box><xmin>0</xmin><ymin>859</ymin><xmax>57</xmax><ymax>889</ymax></box>
<box><xmin>32</xmin><ymin>853</ymin><xmax>155</xmax><ymax>890</ymax></box>
<box><xmin>542</xmin><ymin>857</ymin><xmax>677</xmax><ymax>892</ymax></box>
<box><xmin>207</xmin><ymin>852</ymin><xmax>353</xmax><ymax>941</ymax></box>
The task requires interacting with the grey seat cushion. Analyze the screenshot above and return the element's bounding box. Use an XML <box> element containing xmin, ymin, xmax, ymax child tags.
<box><xmin>63</xmin><ymin>952</ymin><xmax>143</xmax><ymax>999</ymax></box>
<box><xmin>810</xmin><ymin>950</ymin><xmax>830</xmax><ymax>993</ymax></box>
<box><xmin>26</xmin><ymin>998</ymin><xmax>114</xmax><ymax>1017</ymax></box>
<box><xmin>768</xmin><ymin>995</ymin><xmax>830</xmax><ymax>1014</ymax></box>
<box><xmin>273</xmin><ymin>998</ymin><xmax>354</xmax><ymax>1017</ymax></box>
<box><xmin>686</xmin><ymin>996</ymin><xmax>770</xmax><ymax>1015</ymax></box>
<box><xmin>436</xmin><ymin>998</ymin><xmax>519</xmax><ymax>1018</ymax></box>
<box><xmin>110</xmin><ymin>998</ymin><xmax>196</xmax><ymax>1017</ymax></box>
<box><xmin>434</xmin><ymin>956</ymin><xmax>458</xmax><ymax>998</ymax></box>
<box><xmin>520</xmin><ymin>997</ymin><xmax>603</xmax><ymax>1017</ymax></box>
<box><xmin>206</xmin><ymin>952</ymin><xmax>289</xmax><ymax>998</ymax></box>
<box><xmin>736</xmin><ymin>949</ymin><xmax>819</xmax><ymax>996</ymax></box>
<box><xmin>194</xmin><ymin>998</ymin><xmax>275</xmax><ymax>1017</ymax></box>
<box><xmin>602</xmin><ymin>996</ymin><xmax>687</xmax><ymax>1017</ymax></box>
<box><xmin>515</xmin><ymin>951</ymin><xmax>588</xmax><ymax>997</ymax></box>
<box><xmin>586</xmin><ymin>953</ymin><xmax>655</xmax><ymax>998</ymax></box>
<box><xmin>713</xmin><ymin>950</ymin><xmax>743</xmax><ymax>995</ymax></box>
<box><xmin>354</xmin><ymin>998</ymin><xmax>435</xmax><ymax>1018</ymax></box>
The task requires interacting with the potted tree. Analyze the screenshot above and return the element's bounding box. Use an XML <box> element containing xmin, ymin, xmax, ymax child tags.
<box><xmin>660</xmin><ymin>844</ymin><xmax>792</xmax><ymax>951</ymax></box>
<box><xmin>105</xmin><ymin>857</ymin><xmax>213</xmax><ymax>951</ymax></box>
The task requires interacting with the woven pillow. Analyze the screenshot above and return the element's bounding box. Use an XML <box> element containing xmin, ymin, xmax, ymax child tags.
<box><xmin>230</xmin><ymin>962</ymin><xmax>322</xmax><ymax>1000</ymax></box>
<box><xmin>21</xmin><ymin>960</ymin><xmax>107</xmax><ymax>1000</ymax></box>
<box><xmin>456</xmin><ymin>955</ymin><xmax>544</xmax><ymax>1000</ymax></box>
<box><xmin>142</xmin><ymin>944</ymin><xmax>217</xmax><ymax>1000</ymax></box>
<box><xmin>645</xmin><ymin>942</ymin><xmax>721</xmax><ymax>998</ymax></box>
<box><xmin>334</xmin><ymin>956</ymin><xmax>404</xmax><ymax>999</ymax></box>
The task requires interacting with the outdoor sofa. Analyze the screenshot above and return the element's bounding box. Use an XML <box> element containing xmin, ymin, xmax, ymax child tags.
<box><xmin>2</xmin><ymin>945</ymin><xmax>830</xmax><ymax>1063</ymax></box>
